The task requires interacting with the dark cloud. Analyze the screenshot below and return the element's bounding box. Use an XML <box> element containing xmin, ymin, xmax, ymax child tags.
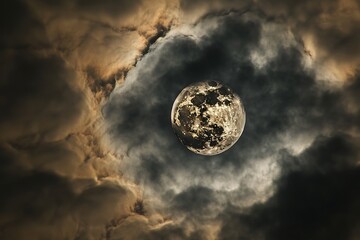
<box><xmin>34</xmin><ymin>0</ymin><xmax>143</xmax><ymax>18</ymax></box>
<box><xmin>0</xmin><ymin>0</ymin><xmax>90</xmax><ymax>142</ymax></box>
<box><xmin>171</xmin><ymin>186</ymin><xmax>217</xmax><ymax>217</ymax></box>
<box><xmin>0</xmin><ymin>143</ymin><xmax>75</xmax><ymax>238</ymax></box>
<box><xmin>0</xmin><ymin>139</ymin><xmax>140</xmax><ymax>239</ymax></box>
<box><xmin>0</xmin><ymin>0</ymin><xmax>49</xmax><ymax>49</ymax></box>
<box><xmin>0</xmin><ymin>0</ymin><xmax>160</xmax><ymax>239</ymax></box>
<box><xmin>180</xmin><ymin>0</ymin><xmax>360</xmax><ymax>81</ymax></box>
<box><xmin>104</xmin><ymin>15</ymin><xmax>263</xmax><ymax>196</ymax></box>
<box><xmin>0</xmin><ymin>52</ymin><xmax>87</xmax><ymax>141</ymax></box>
<box><xmin>260</xmin><ymin>0</ymin><xmax>360</xmax><ymax>84</ymax></box>
<box><xmin>257</xmin><ymin>0</ymin><xmax>360</xmax><ymax>59</ymax></box>
<box><xmin>1</xmin><ymin>0</ymin><xmax>360</xmax><ymax>239</ymax></box>
<box><xmin>105</xmin><ymin>10</ymin><xmax>358</xmax><ymax>177</ymax></box>
<box><xmin>109</xmin><ymin>217</ymin><xmax>208</xmax><ymax>240</ymax></box>
<box><xmin>179</xmin><ymin>0</ymin><xmax>252</xmax><ymax>23</ymax></box>
<box><xmin>219</xmin><ymin>133</ymin><xmax>360</xmax><ymax>240</ymax></box>
<box><xmin>105</xmin><ymin>9</ymin><xmax>360</xmax><ymax>238</ymax></box>
<box><xmin>29</xmin><ymin>0</ymin><xmax>177</xmax><ymax>98</ymax></box>
<box><xmin>75</xmin><ymin>0</ymin><xmax>142</xmax><ymax>17</ymax></box>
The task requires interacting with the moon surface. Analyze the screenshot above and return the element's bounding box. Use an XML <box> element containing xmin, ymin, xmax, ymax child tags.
<box><xmin>171</xmin><ymin>81</ymin><xmax>246</xmax><ymax>155</ymax></box>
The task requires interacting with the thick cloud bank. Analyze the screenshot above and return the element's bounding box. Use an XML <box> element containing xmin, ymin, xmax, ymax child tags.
<box><xmin>1</xmin><ymin>0</ymin><xmax>360</xmax><ymax>239</ymax></box>
<box><xmin>105</xmin><ymin>9</ymin><xmax>360</xmax><ymax>239</ymax></box>
<box><xmin>0</xmin><ymin>0</ymin><xmax>176</xmax><ymax>239</ymax></box>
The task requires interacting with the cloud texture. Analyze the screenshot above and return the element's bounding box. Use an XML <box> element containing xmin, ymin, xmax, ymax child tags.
<box><xmin>1</xmin><ymin>0</ymin><xmax>360</xmax><ymax>239</ymax></box>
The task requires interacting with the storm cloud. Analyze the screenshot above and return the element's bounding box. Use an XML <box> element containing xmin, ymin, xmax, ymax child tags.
<box><xmin>219</xmin><ymin>133</ymin><xmax>360</xmax><ymax>240</ymax></box>
<box><xmin>1</xmin><ymin>0</ymin><xmax>360</xmax><ymax>239</ymax></box>
<box><xmin>0</xmin><ymin>0</ymin><xmax>177</xmax><ymax>239</ymax></box>
<box><xmin>104</xmin><ymin>7</ymin><xmax>360</xmax><ymax>239</ymax></box>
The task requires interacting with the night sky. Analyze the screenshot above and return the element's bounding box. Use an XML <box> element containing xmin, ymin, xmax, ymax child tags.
<box><xmin>1</xmin><ymin>0</ymin><xmax>360</xmax><ymax>239</ymax></box>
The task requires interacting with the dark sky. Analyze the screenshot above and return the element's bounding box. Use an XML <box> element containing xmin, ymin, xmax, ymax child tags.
<box><xmin>1</xmin><ymin>0</ymin><xmax>360</xmax><ymax>239</ymax></box>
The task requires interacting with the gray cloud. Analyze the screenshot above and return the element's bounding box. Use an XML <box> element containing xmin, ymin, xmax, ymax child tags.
<box><xmin>219</xmin><ymin>133</ymin><xmax>360</xmax><ymax>240</ymax></box>
<box><xmin>180</xmin><ymin>0</ymin><xmax>360</xmax><ymax>82</ymax></box>
<box><xmin>258</xmin><ymin>0</ymin><xmax>360</xmax><ymax>84</ymax></box>
<box><xmin>105</xmin><ymin>9</ymin><xmax>360</xmax><ymax>238</ymax></box>
<box><xmin>1</xmin><ymin>0</ymin><xmax>360</xmax><ymax>239</ymax></box>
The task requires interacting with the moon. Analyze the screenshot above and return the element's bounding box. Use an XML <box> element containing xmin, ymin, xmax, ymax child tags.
<box><xmin>171</xmin><ymin>81</ymin><xmax>246</xmax><ymax>155</ymax></box>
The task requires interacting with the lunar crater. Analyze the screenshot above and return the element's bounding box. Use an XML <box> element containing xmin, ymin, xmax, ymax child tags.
<box><xmin>171</xmin><ymin>81</ymin><xmax>246</xmax><ymax>155</ymax></box>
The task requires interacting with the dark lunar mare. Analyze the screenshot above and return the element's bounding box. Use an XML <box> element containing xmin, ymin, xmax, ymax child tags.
<box><xmin>172</xmin><ymin>81</ymin><xmax>236</xmax><ymax>152</ymax></box>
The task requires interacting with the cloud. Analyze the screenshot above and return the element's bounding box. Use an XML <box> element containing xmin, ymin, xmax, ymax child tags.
<box><xmin>0</xmin><ymin>0</ymin><xmax>179</xmax><ymax>239</ymax></box>
<box><xmin>1</xmin><ymin>0</ymin><xmax>360</xmax><ymax>239</ymax></box>
<box><xmin>0</xmin><ymin>157</ymin><xmax>138</xmax><ymax>239</ymax></box>
<box><xmin>259</xmin><ymin>0</ymin><xmax>360</xmax><ymax>83</ymax></box>
<box><xmin>104</xmin><ymin>9</ymin><xmax>360</xmax><ymax>238</ymax></box>
<box><xmin>28</xmin><ymin>0</ymin><xmax>178</xmax><ymax>83</ymax></box>
<box><xmin>180</xmin><ymin>0</ymin><xmax>360</xmax><ymax>84</ymax></box>
<box><xmin>0</xmin><ymin>0</ymin><xmax>49</xmax><ymax>49</ymax></box>
<box><xmin>0</xmin><ymin>52</ymin><xmax>88</xmax><ymax>142</ymax></box>
<box><xmin>0</xmin><ymin>137</ymin><xmax>141</xmax><ymax>239</ymax></box>
<box><xmin>218</xmin><ymin>133</ymin><xmax>360</xmax><ymax>240</ymax></box>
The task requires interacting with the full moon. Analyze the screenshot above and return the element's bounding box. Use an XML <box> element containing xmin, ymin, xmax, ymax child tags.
<box><xmin>171</xmin><ymin>81</ymin><xmax>246</xmax><ymax>155</ymax></box>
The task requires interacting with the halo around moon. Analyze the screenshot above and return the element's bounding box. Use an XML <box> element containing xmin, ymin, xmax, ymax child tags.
<box><xmin>171</xmin><ymin>81</ymin><xmax>246</xmax><ymax>155</ymax></box>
